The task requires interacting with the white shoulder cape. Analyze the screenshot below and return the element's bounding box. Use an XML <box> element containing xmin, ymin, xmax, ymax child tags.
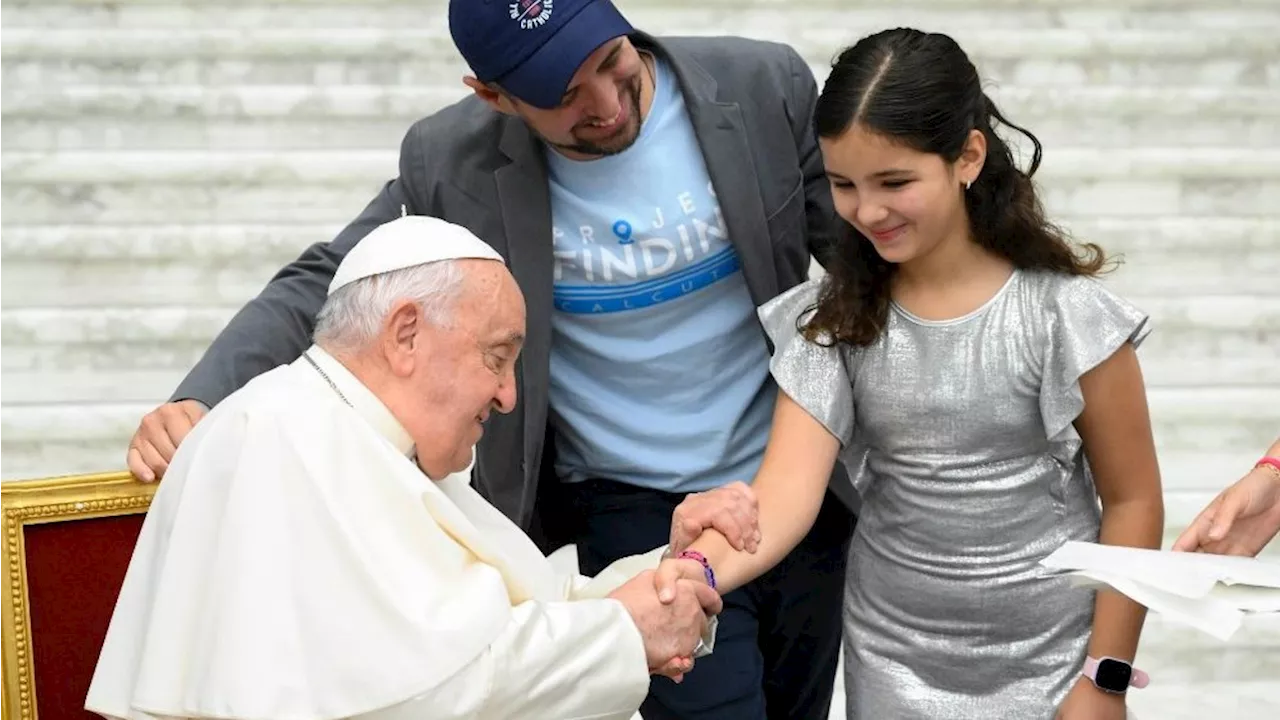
<box><xmin>85</xmin><ymin>362</ymin><xmax>572</xmax><ymax>720</ymax></box>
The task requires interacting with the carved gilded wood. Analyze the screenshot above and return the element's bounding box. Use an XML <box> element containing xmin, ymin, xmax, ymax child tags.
<box><xmin>2</xmin><ymin>472</ymin><xmax>156</xmax><ymax>720</ymax></box>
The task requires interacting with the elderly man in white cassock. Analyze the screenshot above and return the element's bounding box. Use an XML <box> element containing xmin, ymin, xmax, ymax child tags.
<box><xmin>85</xmin><ymin>216</ymin><xmax>720</xmax><ymax>720</ymax></box>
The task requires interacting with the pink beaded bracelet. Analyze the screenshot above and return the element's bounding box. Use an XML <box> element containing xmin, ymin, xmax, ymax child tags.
<box><xmin>677</xmin><ymin>550</ymin><xmax>717</xmax><ymax>591</ymax></box>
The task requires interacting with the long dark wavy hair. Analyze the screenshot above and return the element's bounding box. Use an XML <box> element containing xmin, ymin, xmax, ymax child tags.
<box><xmin>804</xmin><ymin>28</ymin><xmax>1110</xmax><ymax>346</ymax></box>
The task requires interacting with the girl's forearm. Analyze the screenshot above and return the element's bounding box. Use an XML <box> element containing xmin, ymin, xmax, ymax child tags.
<box><xmin>1086</xmin><ymin>498</ymin><xmax>1164</xmax><ymax>661</ymax></box>
<box><xmin>684</xmin><ymin>393</ymin><xmax>841</xmax><ymax>594</ymax></box>
<box><xmin>686</xmin><ymin>471</ymin><xmax>826</xmax><ymax>594</ymax></box>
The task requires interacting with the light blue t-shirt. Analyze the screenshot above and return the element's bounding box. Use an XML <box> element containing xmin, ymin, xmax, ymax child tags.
<box><xmin>545</xmin><ymin>57</ymin><xmax>775</xmax><ymax>493</ymax></box>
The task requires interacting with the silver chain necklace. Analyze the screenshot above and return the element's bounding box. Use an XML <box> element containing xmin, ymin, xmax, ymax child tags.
<box><xmin>302</xmin><ymin>351</ymin><xmax>420</xmax><ymax>463</ymax></box>
<box><xmin>303</xmin><ymin>351</ymin><xmax>353</xmax><ymax>408</ymax></box>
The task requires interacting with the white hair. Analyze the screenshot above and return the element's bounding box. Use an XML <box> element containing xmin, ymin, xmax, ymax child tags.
<box><xmin>313</xmin><ymin>261</ymin><xmax>465</xmax><ymax>355</ymax></box>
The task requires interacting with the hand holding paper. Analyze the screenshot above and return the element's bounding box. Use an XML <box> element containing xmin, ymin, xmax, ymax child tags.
<box><xmin>1173</xmin><ymin>457</ymin><xmax>1280</xmax><ymax>556</ymax></box>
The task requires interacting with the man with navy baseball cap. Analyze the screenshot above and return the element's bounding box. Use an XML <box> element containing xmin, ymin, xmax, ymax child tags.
<box><xmin>450</xmin><ymin>0</ymin><xmax>635</xmax><ymax>111</ymax></box>
<box><xmin>127</xmin><ymin>1</ymin><xmax>859</xmax><ymax>718</ymax></box>
<box><xmin>451</xmin><ymin>0</ymin><xmax>653</xmax><ymax>159</ymax></box>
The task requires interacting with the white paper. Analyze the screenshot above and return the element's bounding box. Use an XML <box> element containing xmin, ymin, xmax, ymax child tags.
<box><xmin>1040</xmin><ymin>541</ymin><xmax>1280</xmax><ymax>641</ymax></box>
<box><xmin>1042</xmin><ymin>541</ymin><xmax>1280</xmax><ymax>598</ymax></box>
<box><xmin>1205</xmin><ymin>583</ymin><xmax>1280</xmax><ymax>613</ymax></box>
<box><xmin>1064</xmin><ymin>569</ymin><xmax>1245</xmax><ymax>641</ymax></box>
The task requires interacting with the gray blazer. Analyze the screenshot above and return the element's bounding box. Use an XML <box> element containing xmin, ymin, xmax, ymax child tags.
<box><xmin>174</xmin><ymin>33</ymin><xmax>857</xmax><ymax>530</ymax></box>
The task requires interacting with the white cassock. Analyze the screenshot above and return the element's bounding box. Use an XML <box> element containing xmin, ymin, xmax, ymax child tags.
<box><xmin>86</xmin><ymin>345</ymin><xmax>688</xmax><ymax>720</ymax></box>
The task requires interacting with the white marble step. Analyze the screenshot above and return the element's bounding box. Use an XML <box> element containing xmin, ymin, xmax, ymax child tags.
<box><xmin>0</xmin><ymin>147</ymin><xmax>1259</xmax><ymax>188</ymax></box>
<box><xmin>2</xmin><ymin>295</ymin><xmax>1275</xmax><ymax>400</ymax></box>
<box><xmin>1145</xmin><ymin>388</ymin><xmax>1280</xmax><ymax>462</ymax></box>
<box><xmin>9</xmin><ymin>148</ymin><xmax>1277</xmax><ymax>183</ymax></box>
<box><xmin>3</xmin><ymin>417</ymin><xmax>1277</xmax><ymax>523</ymax></box>
<box><xmin>1125</xmin><ymin>682</ymin><xmax>1280</xmax><ymax>720</ymax></box>
<box><xmin>0</xmin><ymin>373</ymin><xmax>1270</xmax><ymax>484</ymax></box>
<box><xmin>4</xmin><ymin>217</ymin><xmax>1275</xmax><ymax>307</ymax></box>
<box><xmin>1056</xmin><ymin>613</ymin><xmax>1277</xmax><ymax>684</ymax></box>
<box><xmin>8</xmin><ymin>0</ymin><xmax>1279</xmax><ymax>33</ymax></box>
<box><xmin>3</xmin><ymin>217</ymin><xmax>1273</xmax><ymax>264</ymax></box>
<box><xmin>1</xmin><ymin>117</ymin><xmax>425</xmax><ymax>154</ymax></box>
<box><xmin>1153</xmin><ymin>451</ymin><xmax>1280</xmax><ymax>494</ymax></box>
<box><xmin>4</xmin><ymin>386</ymin><xmax>1275</xmax><ymax>447</ymax></box>
<box><xmin>9</xmin><ymin>0</ymin><xmax>1277</xmax><ymax>8</ymax></box>
<box><xmin>6</xmin><ymin>85</ymin><xmax>1277</xmax><ymax>152</ymax></box>
<box><xmin>1</xmin><ymin>24</ymin><xmax>1267</xmax><ymax>60</ymax></box>
<box><xmin>7</xmin><ymin>67</ymin><xmax>1274</xmax><ymax>111</ymax></box>
<box><xmin>0</xmin><ymin>227</ymin><xmax>302</xmax><ymax>311</ymax></box>
<box><xmin>3</xmin><ymin>26</ymin><xmax>1274</xmax><ymax>89</ymax></box>
<box><xmin>0</xmin><ymin>183</ymin><xmax>1268</xmax><ymax>225</ymax></box>
<box><xmin>3</xmin><ymin>148</ymin><xmax>1276</xmax><ymax>225</ymax></box>
<box><xmin>12</xmin><ymin>84</ymin><xmax>1273</xmax><ymax>121</ymax></box>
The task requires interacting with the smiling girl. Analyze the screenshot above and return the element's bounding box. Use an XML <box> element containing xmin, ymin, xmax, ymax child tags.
<box><xmin>660</xmin><ymin>28</ymin><xmax>1165</xmax><ymax>719</ymax></box>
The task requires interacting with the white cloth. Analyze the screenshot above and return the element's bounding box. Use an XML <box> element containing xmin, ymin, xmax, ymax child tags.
<box><xmin>327</xmin><ymin>216</ymin><xmax>506</xmax><ymax>295</ymax></box>
<box><xmin>86</xmin><ymin>346</ymin><xmax>665</xmax><ymax>720</ymax></box>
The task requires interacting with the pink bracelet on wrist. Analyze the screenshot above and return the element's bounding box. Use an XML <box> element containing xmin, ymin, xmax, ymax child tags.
<box><xmin>676</xmin><ymin>550</ymin><xmax>716</xmax><ymax>590</ymax></box>
<box><xmin>1256</xmin><ymin>457</ymin><xmax>1280</xmax><ymax>478</ymax></box>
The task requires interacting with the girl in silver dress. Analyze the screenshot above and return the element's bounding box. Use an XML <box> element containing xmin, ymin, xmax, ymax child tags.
<box><xmin>662</xmin><ymin>28</ymin><xmax>1165</xmax><ymax>719</ymax></box>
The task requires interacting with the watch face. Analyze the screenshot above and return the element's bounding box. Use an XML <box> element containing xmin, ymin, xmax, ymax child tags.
<box><xmin>1095</xmin><ymin>659</ymin><xmax>1133</xmax><ymax>693</ymax></box>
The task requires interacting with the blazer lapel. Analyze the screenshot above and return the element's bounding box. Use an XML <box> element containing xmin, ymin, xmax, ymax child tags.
<box><xmin>655</xmin><ymin>36</ymin><xmax>780</xmax><ymax>303</ymax></box>
<box><xmin>494</xmin><ymin>118</ymin><xmax>554</xmax><ymax>520</ymax></box>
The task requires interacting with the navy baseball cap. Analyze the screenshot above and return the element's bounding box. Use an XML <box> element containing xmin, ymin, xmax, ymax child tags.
<box><xmin>449</xmin><ymin>0</ymin><xmax>634</xmax><ymax>110</ymax></box>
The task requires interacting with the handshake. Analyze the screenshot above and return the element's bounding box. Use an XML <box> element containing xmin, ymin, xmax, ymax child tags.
<box><xmin>607</xmin><ymin>567</ymin><xmax>720</xmax><ymax>682</ymax></box>
<box><xmin>605</xmin><ymin>481</ymin><xmax>764</xmax><ymax>682</ymax></box>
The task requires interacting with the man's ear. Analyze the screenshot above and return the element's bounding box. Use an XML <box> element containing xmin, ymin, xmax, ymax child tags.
<box><xmin>382</xmin><ymin>300</ymin><xmax>421</xmax><ymax>377</ymax></box>
<box><xmin>463</xmin><ymin>76</ymin><xmax>518</xmax><ymax>116</ymax></box>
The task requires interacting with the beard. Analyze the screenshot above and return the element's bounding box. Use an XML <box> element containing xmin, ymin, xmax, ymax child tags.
<box><xmin>546</xmin><ymin>74</ymin><xmax>644</xmax><ymax>158</ymax></box>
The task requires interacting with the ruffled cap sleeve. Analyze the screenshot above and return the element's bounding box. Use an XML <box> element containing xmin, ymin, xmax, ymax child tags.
<box><xmin>757</xmin><ymin>279</ymin><xmax>856</xmax><ymax>446</ymax></box>
<box><xmin>1039</xmin><ymin>274</ymin><xmax>1152</xmax><ymax>448</ymax></box>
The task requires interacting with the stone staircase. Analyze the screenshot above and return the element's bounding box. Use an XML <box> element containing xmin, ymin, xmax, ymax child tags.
<box><xmin>2</xmin><ymin>0</ymin><xmax>1278</xmax><ymax>714</ymax></box>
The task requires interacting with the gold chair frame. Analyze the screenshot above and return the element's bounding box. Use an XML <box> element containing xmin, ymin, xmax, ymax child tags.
<box><xmin>2</xmin><ymin>472</ymin><xmax>156</xmax><ymax>720</ymax></box>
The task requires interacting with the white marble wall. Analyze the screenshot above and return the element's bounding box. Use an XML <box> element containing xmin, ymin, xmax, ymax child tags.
<box><xmin>4</xmin><ymin>0</ymin><xmax>1277</xmax><ymax>524</ymax></box>
<box><xmin>2</xmin><ymin>1</ymin><xmax>1279</xmax><ymax>713</ymax></box>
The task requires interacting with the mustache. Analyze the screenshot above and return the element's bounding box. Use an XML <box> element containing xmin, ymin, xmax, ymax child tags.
<box><xmin>572</xmin><ymin>76</ymin><xmax>641</xmax><ymax>131</ymax></box>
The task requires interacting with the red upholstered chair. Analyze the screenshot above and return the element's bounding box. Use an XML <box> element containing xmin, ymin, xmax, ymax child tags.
<box><xmin>2</xmin><ymin>472</ymin><xmax>156</xmax><ymax>720</ymax></box>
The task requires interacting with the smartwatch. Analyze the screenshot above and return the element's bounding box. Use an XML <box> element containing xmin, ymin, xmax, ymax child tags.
<box><xmin>1081</xmin><ymin>656</ymin><xmax>1149</xmax><ymax>694</ymax></box>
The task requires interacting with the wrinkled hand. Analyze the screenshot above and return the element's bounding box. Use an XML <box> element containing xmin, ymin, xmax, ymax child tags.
<box><xmin>652</xmin><ymin>656</ymin><xmax>695</xmax><ymax>683</ymax></box>
<box><xmin>1173</xmin><ymin>465</ymin><xmax>1280</xmax><ymax>556</ymax></box>
<box><xmin>669</xmin><ymin>481</ymin><xmax>760</xmax><ymax>556</ymax></box>
<box><xmin>609</xmin><ymin>570</ymin><xmax>718</xmax><ymax>679</ymax></box>
<box><xmin>1054</xmin><ymin>677</ymin><xmax>1126</xmax><ymax>720</ymax></box>
<box><xmin>654</xmin><ymin>557</ymin><xmax>720</xmax><ymax>606</ymax></box>
<box><xmin>126</xmin><ymin>400</ymin><xmax>207</xmax><ymax>482</ymax></box>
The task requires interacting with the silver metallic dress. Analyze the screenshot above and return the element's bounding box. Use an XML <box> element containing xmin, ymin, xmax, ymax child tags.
<box><xmin>759</xmin><ymin>270</ymin><xmax>1150</xmax><ymax>719</ymax></box>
